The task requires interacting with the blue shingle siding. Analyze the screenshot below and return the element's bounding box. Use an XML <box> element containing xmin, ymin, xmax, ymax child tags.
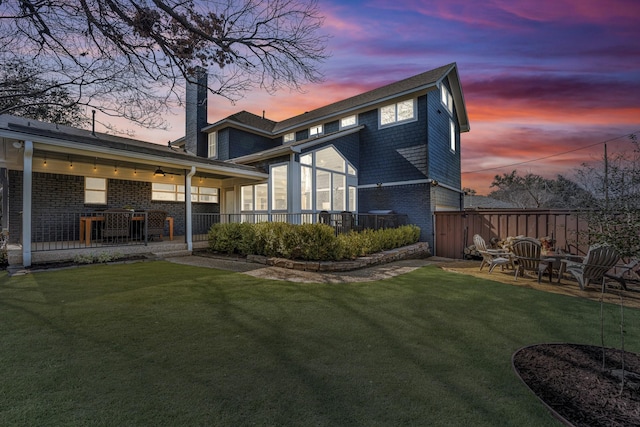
<box><xmin>324</xmin><ymin>120</ymin><xmax>339</xmax><ymax>134</ymax></box>
<box><xmin>427</xmin><ymin>90</ymin><xmax>461</xmax><ymax>187</ymax></box>
<box><xmin>299</xmin><ymin>133</ymin><xmax>360</xmax><ymax>171</ymax></box>
<box><xmin>358</xmin><ymin>183</ymin><xmax>433</xmax><ymax>245</ymax></box>
<box><xmin>8</xmin><ymin>171</ymin><xmax>218</xmax><ymax>242</ymax></box>
<box><xmin>358</xmin><ymin>96</ymin><xmax>428</xmax><ymax>186</ymax></box>
<box><xmin>217</xmin><ymin>129</ymin><xmax>230</xmax><ymax>160</ymax></box>
<box><xmin>227</xmin><ymin>128</ymin><xmax>277</xmax><ymax>159</ymax></box>
<box><xmin>247</xmin><ymin>155</ymin><xmax>290</xmax><ymax>174</ymax></box>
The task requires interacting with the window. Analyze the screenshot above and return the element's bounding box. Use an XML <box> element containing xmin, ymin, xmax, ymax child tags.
<box><xmin>85</xmin><ymin>177</ymin><xmax>106</xmax><ymax>204</ymax></box>
<box><xmin>194</xmin><ymin>186</ymin><xmax>219</xmax><ymax>203</ymax></box>
<box><xmin>283</xmin><ymin>132</ymin><xmax>295</xmax><ymax>143</ymax></box>
<box><xmin>207</xmin><ymin>132</ymin><xmax>217</xmax><ymax>158</ymax></box>
<box><xmin>301</xmin><ymin>166</ymin><xmax>312</xmax><ymax>210</ymax></box>
<box><xmin>340</xmin><ymin>115</ymin><xmax>357</xmax><ymax>129</ymax></box>
<box><xmin>441</xmin><ymin>85</ymin><xmax>454</xmax><ymax>115</ymax></box>
<box><xmin>379</xmin><ymin>99</ymin><xmax>415</xmax><ymax>127</ymax></box>
<box><xmin>309</xmin><ymin>124</ymin><xmax>323</xmax><ymax>138</ymax></box>
<box><xmin>241</xmin><ymin>183</ymin><xmax>268</xmax><ymax>212</ymax></box>
<box><xmin>450</xmin><ymin>120</ymin><xmax>456</xmax><ymax>152</ymax></box>
<box><xmin>271</xmin><ymin>164</ymin><xmax>288</xmax><ymax>210</ymax></box>
<box><xmin>152</xmin><ymin>183</ymin><xmax>218</xmax><ymax>203</ymax></box>
<box><xmin>300</xmin><ymin>146</ymin><xmax>357</xmax><ymax>212</ymax></box>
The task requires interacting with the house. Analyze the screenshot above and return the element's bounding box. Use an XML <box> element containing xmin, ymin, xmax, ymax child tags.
<box><xmin>464</xmin><ymin>195</ymin><xmax>519</xmax><ymax>209</ymax></box>
<box><xmin>0</xmin><ymin>62</ymin><xmax>469</xmax><ymax>267</ymax></box>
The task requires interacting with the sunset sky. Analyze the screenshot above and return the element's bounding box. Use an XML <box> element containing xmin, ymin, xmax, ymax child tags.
<box><xmin>130</xmin><ymin>0</ymin><xmax>640</xmax><ymax>195</ymax></box>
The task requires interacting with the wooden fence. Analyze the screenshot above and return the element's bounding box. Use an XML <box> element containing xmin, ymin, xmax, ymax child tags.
<box><xmin>434</xmin><ymin>209</ymin><xmax>589</xmax><ymax>259</ymax></box>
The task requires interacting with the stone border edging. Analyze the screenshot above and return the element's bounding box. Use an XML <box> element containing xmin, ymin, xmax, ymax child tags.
<box><xmin>246</xmin><ymin>242</ymin><xmax>430</xmax><ymax>272</ymax></box>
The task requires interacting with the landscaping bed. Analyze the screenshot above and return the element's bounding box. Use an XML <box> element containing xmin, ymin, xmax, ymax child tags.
<box><xmin>513</xmin><ymin>343</ymin><xmax>640</xmax><ymax>427</ymax></box>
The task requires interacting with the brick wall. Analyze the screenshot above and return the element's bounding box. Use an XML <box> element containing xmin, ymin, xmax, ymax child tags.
<box><xmin>7</xmin><ymin>171</ymin><xmax>219</xmax><ymax>242</ymax></box>
<box><xmin>359</xmin><ymin>182</ymin><xmax>433</xmax><ymax>245</ymax></box>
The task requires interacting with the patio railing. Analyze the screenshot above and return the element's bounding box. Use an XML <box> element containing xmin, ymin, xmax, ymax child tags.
<box><xmin>31</xmin><ymin>211</ymin><xmax>150</xmax><ymax>251</ymax></box>
<box><xmin>28</xmin><ymin>211</ymin><xmax>409</xmax><ymax>251</ymax></box>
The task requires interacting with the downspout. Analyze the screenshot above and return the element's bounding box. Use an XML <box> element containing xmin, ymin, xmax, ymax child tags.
<box><xmin>22</xmin><ymin>140</ymin><xmax>33</xmax><ymax>267</ymax></box>
<box><xmin>185</xmin><ymin>166</ymin><xmax>196</xmax><ymax>251</ymax></box>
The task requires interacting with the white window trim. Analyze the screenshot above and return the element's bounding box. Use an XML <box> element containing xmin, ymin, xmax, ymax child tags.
<box><xmin>283</xmin><ymin>132</ymin><xmax>295</xmax><ymax>143</ymax></box>
<box><xmin>85</xmin><ymin>177</ymin><xmax>107</xmax><ymax>205</ymax></box>
<box><xmin>441</xmin><ymin>85</ymin><xmax>454</xmax><ymax>115</ymax></box>
<box><xmin>309</xmin><ymin>124</ymin><xmax>323</xmax><ymax>138</ymax></box>
<box><xmin>339</xmin><ymin>115</ymin><xmax>358</xmax><ymax>130</ymax></box>
<box><xmin>270</xmin><ymin>163</ymin><xmax>289</xmax><ymax>211</ymax></box>
<box><xmin>300</xmin><ymin>145</ymin><xmax>358</xmax><ymax>213</ymax></box>
<box><xmin>378</xmin><ymin>98</ymin><xmax>417</xmax><ymax>129</ymax></box>
<box><xmin>152</xmin><ymin>183</ymin><xmax>219</xmax><ymax>203</ymax></box>
<box><xmin>450</xmin><ymin>119</ymin><xmax>456</xmax><ymax>153</ymax></box>
<box><xmin>208</xmin><ymin>131</ymin><xmax>218</xmax><ymax>159</ymax></box>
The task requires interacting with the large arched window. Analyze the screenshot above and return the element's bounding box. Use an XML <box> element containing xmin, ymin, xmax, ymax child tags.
<box><xmin>300</xmin><ymin>146</ymin><xmax>357</xmax><ymax>212</ymax></box>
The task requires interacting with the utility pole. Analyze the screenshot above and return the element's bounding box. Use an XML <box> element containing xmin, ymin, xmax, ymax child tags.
<box><xmin>604</xmin><ymin>143</ymin><xmax>609</xmax><ymax>208</ymax></box>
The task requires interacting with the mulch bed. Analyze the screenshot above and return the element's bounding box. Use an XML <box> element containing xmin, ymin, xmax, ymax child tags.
<box><xmin>513</xmin><ymin>343</ymin><xmax>640</xmax><ymax>426</ymax></box>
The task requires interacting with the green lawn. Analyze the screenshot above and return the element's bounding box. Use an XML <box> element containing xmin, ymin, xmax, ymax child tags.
<box><xmin>1</xmin><ymin>261</ymin><xmax>638</xmax><ymax>426</ymax></box>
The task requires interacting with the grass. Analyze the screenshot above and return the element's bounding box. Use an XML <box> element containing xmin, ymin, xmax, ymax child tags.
<box><xmin>1</xmin><ymin>261</ymin><xmax>639</xmax><ymax>426</ymax></box>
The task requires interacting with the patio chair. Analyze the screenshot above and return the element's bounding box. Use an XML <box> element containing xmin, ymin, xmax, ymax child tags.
<box><xmin>473</xmin><ymin>234</ymin><xmax>512</xmax><ymax>273</ymax></box>
<box><xmin>102</xmin><ymin>209</ymin><xmax>132</xmax><ymax>242</ymax></box>
<box><xmin>604</xmin><ymin>258</ymin><xmax>640</xmax><ymax>291</ymax></box>
<box><xmin>146</xmin><ymin>210</ymin><xmax>168</xmax><ymax>241</ymax></box>
<box><xmin>511</xmin><ymin>237</ymin><xmax>552</xmax><ymax>283</ymax></box>
<box><xmin>562</xmin><ymin>244</ymin><xmax>621</xmax><ymax>290</ymax></box>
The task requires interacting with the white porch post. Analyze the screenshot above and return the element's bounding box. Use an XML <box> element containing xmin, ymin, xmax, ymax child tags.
<box><xmin>185</xmin><ymin>166</ymin><xmax>196</xmax><ymax>251</ymax></box>
<box><xmin>289</xmin><ymin>153</ymin><xmax>301</xmax><ymax>224</ymax></box>
<box><xmin>22</xmin><ymin>140</ymin><xmax>33</xmax><ymax>267</ymax></box>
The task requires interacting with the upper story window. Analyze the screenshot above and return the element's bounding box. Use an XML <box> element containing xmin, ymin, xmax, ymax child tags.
<box><xmin>283</xmin><ymin>132</ymin><xmax>295</xmax><ymax>143</ymax></box>
<box><xmin>309</xmin><ymin>124</ymin><xmax>323</xmax><ymax>138</ymax></box>
<box><xmin>340</xmin><ymin>115</ymin><xmax>357</xmax><ymax>129</ymax></box>
<box><xmin>450</xmin><ymin>119</ymin><xmax>456</xmax><ymax>152</ymax></box>
<box><xmin>207</xmin><ymin>132</ymin><xmax>218</xmax><ymax>158</ymax></box>
<box><xmin>85</xmin><ymin>177</ymin><xmax>107</xmax><ymax>204</ymax></box>
<box><xmin>379</xmin><ymin>99</ymin><xmax>415</xmax><ymax>127</ymax></box>
<box><xmin>441</xmin><ymin>85</ymin><xmax>454</xmax><ymax>115</ymax></box>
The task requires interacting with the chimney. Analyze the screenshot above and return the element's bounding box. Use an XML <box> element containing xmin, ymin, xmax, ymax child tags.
<box><xmin>185</xmin><ymin>67</ymin><xmax>208</xmax><ymax>157</ymax></box>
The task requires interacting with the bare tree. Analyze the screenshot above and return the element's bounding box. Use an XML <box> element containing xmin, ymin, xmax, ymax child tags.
<box><xmin>489</xmin><ymin>170</ymin><xmax>593</xmax><ymax>209</ymax></box>
<box><xmin>575</xmin><ymin>136</ymin><xmax>640</xmax><ymax>258</ymax></box>
<box><xmin>0</xmin><ymin>0</ymin><xmax>328</xmax><ymax>128</ymax></box>
<box><xmin>0</xmin><ymin>60</ymin><xmax>89</xmax><ymax>127</ymax></box>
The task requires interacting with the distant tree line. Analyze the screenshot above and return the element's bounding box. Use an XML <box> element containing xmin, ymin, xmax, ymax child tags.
<box><xmin>467</xmin><ymin>136</ymin><xmax>639</xmax><ymax>257</ymax></box>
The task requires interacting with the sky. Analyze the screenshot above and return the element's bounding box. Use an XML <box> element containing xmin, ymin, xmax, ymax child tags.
<box><xmin>123</xmin><ymin>0</ymin><xmax>640</xmax><ymax>195</ymax></box>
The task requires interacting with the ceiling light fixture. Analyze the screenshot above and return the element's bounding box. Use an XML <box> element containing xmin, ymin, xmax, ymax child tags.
<box><xmin>154</xmin><ymin>167</ymin><xmax>166</xmax><ymax>177</ymax></box>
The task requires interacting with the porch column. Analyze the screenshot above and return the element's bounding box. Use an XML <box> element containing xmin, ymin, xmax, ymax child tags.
<box><xmin>185</xmin><ymin>166</ymin><xmax>196</xmax><ymax>251</ymax></box>
<box><xmin>289</xmin><ymin>153</ymin><xmax>301</xmax><ymax>224</ymax></box>
<box><xmin>22</xmin><ymin>140</ymin><xmax>33</xmax><ymax>267</ymax></box>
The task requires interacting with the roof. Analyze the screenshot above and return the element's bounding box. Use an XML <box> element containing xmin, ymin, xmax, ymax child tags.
<box><xmin>205</xmin><ymin>63</ymin><xmax>469</xmax><ymax>135</ymax></box>
<box><xmin>464</xmin><ymin>195</ymin><xmax>518</xmax><ymax>209</ymax></box>
<box><xmin>0</xmin><ymin>114</ymin><xmax>267</xmax><ymax>179</ymax></box>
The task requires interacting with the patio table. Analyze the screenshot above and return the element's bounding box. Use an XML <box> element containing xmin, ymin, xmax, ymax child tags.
<box><xmin>542</xmin><ymin>252</ymin><xmax>584</xmax><ymax>283</ymax></box>
<box><xmin>80</xmin><ymin>215</ymin><xmax>174</xmax><ymax>245</ymax></box>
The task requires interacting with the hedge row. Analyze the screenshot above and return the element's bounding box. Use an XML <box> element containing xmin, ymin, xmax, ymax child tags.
<box><xmin>207</xmin><ymin>222</ymin><xmax>421</xmax><ymax>261</ymax></box>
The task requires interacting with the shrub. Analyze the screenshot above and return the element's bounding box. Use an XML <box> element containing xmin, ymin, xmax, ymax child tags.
<box><xmin>207</xmin><ymin>222</ymin><xmax>255</xmax><ymax>255</ymax></box>
<box><xmin>284</xmin><ymin>223</ymin><xmax>340</xmax><ymax>260</ymax></box>
<box><xmin>338</xmin><ymin>225</ymin><xmax>420</xmax><ymax>259</ymax></box>
<box><xmin>253</xmin><ymin>222</ymin><xmax>293</xmax><ymax>257</ymax></box>
<box><xmin>208</xmin><ymin>222</ymin><xmax>421</xmax><ymax>261</ymax></box>
<box><xmin>73</xmin><ymin>251</ymin><xmax>124</xmax><ymax>264</ymax></box>
<box><xmin>0</xmin><ymin>231</ymin><xmax>8</xmax><ymax>268</ymax></box>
